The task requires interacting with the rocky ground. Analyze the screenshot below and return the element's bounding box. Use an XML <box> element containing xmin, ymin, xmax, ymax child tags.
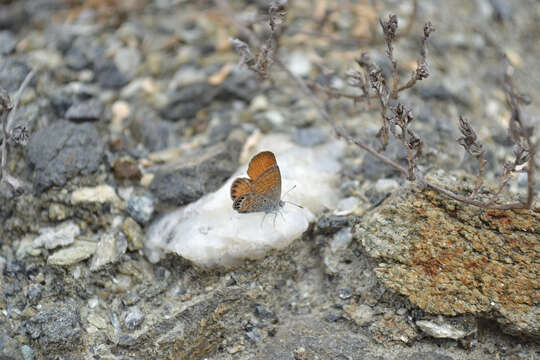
<box><xmin>0</xmin><ymin>0</ymin><xmax>539</xmax><ymax>359</ymax></box>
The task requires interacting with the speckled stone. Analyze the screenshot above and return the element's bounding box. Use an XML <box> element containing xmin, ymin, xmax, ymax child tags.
<box><xmin>356</xmin><ymin>177</ymin><xmax>540</xmax><ymax>338</ymax></box>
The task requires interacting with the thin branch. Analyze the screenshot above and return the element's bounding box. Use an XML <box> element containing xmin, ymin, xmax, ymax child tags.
<box><xmin>217</xmin><ymin>0</ymin><xmax>535</xmax><ymax>210</ymax></box>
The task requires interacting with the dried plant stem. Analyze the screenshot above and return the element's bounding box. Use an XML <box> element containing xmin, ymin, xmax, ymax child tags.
<box><xmin>0</xmin><ymin>69</ymin><xmax>35</xmax><ymax>184</ymax></box>
<box><xmin>217</xmin><ymin>0</ymin><xmax>535</xmax><ymax>210</ymax></box>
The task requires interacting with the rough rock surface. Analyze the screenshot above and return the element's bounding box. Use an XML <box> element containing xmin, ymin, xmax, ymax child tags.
<box><xmin>26</xmin><ymin>120</ymin><xmax>104</xmax><ymax>193</ymax></box>
<box><xmin>356</xmin><ymin>179</ymin><xmax>539</xmax><ymax>338</ymax></box>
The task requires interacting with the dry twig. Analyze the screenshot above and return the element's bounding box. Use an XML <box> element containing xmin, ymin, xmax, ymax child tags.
<box><xmin>217</xmin><ymin>0</ymin><xmax>536</xmax><ymax>210</ymax></box>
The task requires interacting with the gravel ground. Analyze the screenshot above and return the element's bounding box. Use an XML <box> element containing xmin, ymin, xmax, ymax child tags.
<box><xmin>0</xmin><ymin>0</ymin><xmax>538</xmax><ymax>359</ymax></box>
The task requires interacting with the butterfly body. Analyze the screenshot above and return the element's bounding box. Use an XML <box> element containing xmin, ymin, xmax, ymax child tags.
<box><xmin>231</xmin><ymin>151</ymin><xmax>284</xmax><ymax>214</ymax></box>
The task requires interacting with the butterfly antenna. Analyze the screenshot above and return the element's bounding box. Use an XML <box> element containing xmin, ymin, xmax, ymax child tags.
<box><xmin>282</xmin><ymin>184</ymin><xmax>304</xmax><ymax>209</ymax></box>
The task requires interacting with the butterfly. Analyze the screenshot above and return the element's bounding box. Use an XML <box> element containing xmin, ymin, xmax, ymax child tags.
<box><xmin>231</xmin><ymin>151</ymin><xmax>284</xmax><ymax>214</ymax></box>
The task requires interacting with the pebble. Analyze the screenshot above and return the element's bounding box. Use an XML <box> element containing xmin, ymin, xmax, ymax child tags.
<box><xmin>33</xmin><ymin>221</ymin><xmax>80</xmax><ymax>250</ymax></box>
<box><xmin>89</xmin><ymin>233</ymin><xmax>128</xmax><ymax>271</ymax></box>
<box><xmin>287</xmin><ymin>51</ymin><xmax>312</xmax><ymax>77</ymax></box>
<box><xmin>114</xmin><ymin>47</ymin><xmax>141</xmax><ymax>80</ymax></box>
<box><xmin>121</xmin><ymin>217</ymin><xmax>144</xmax><ymax>251</ymax></box>
<box><xmin>0</xmin><ymin>334</ymin><xmax>21</xmax><ymax>360</ymax></box>
<box><xmin>374</xmin><ymin>178</ymin><xmax>400</xmax><ymax>193</ymax></box>
<box><xmin>124</xmin><ymin>306</ymin><xmax>144</xmax><ymax>330</ymax></box>
<box><xmin>125</xmin><ymin>194</ymin><xmax>155</xmax><ymax>225</ymax></box>
<box><xmin>330</xmin><ymin>227</ymin><xmax>352</xmax><ymax>252</ymax></box>
<box><xmin>343</xmin><ymin>304</ymin><xmax>375</xmax><ymax>326</ymax></box>
<box><xmin>65</xmin><ymin>99</ymin><xmax>103</xmax><ymax>122</ymax></box>
<box><xmin>0</xmin><ymin>30</ymin><xmax>17</xmax><ymax>55</ymax></box>
<box><xmin>71</xmin><ymin>185</ymin><xmax>123</xmax><ymax>208</ymax></box>
<box><xmin>20</xmin><ymin>345</ymin><xmax>34</xmax><ymax>360</ymax></box>
<box><xmin>26</xmin><ymin>121</ymin><xmax>104</xmax><ymax>193</ymax></box>
<box><xmin>47</xmin><ymin>241</ymin><xmax>98</xmax><ymax>266</ymax></box>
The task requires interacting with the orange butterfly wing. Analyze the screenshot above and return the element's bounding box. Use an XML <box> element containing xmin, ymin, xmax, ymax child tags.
<box><xmin>247</xmin><ymin>151</ymin><xmax>277</xmax><ymax>181</ymax></box>
<box><xmin>252</xmin><ymin>165</ymin><xmax>281</xmax><ymax>202</ymax></box>
<box><xmin>230</xmin><ymin>177</ymin><xmax>252</xmax><ymax>200</ymax></box>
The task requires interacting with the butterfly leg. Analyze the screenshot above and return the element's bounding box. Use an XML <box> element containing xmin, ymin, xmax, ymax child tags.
<box><xmin>260</xmin><ymin>212</ymin><xmax>268</xmax><ymax>228</ymax></box>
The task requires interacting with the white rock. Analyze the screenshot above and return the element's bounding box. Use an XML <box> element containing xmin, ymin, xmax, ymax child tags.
<box><xmin>145</xmin><ymin>134</ymin><xmax>345</xmax><ymax>268</ymax></box>
<box><xmin>416</xmin><ymin>320</ymin><xmax>471</xmax><ymax>340</ymax></box>
<box><xmin>90</xmin><ymin>233</ymin><xmax>128</xmax><ymax>271</ymax></box>
<box><xmin>374</xmin><ymin>178</ymin><xmax>400</xmax><ymax>193</ymax></box>
<box><xmin>287</xmin><ymin>51</ymin><xmax>312</xmax><ymax>77</ymax></box>
<box><xmin>330</xmin><ymin>227</ymin><xmax>352</xmax><ymax>252</ymax></box>
<box><xmin>47</xmin><ymin>241</ymin><xmax>98</xmax><ymax>266</ymax></box>
<box><xmin>72</xmin><ymin>185</ymin><xmax>122</xmax><ymax>207</ymax></box>
<box><xmin>33</xmin><ymin>221</ymin><xmax>80</xmax><ymax>250</ymax></box>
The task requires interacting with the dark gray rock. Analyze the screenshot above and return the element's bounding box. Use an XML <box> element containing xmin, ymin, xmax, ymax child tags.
<box><xmin>126</xmin><ymin>194</ymin><xmax>155</xmax><ymax>225</ymax></box>
<box><xmin>128</xmin><ymin>108</ymin><xmax>174</xmax><ymax>151</ymax></box>
<box><xmin>95</xmin><ymin>60</ymin><xmax>127</xmax><ymax>89</ymax></box>
<box><xmin>489</xmin><ymin>0</ymin><xmax>513</xmax><ymax>22</ymax></box>
<box><xmin>124</xmin><ymin>306</ymin><xmax>144</xmax><ymax>330</ymax></box>
<box><xmin>294</xmin><ymin>127</ymin><xmax>328</xmax><ymax>147</ymax></box>
<box><xmin>3</xmin><ymin>259</ymin><xmax>25</xmax><ymax>279</ymax></box>
<box><xmin>0</xmin><ymin>334</ymin><xmax>22</xmax><ymax>360</ymax></box>
<box><xmin>254</xmin><ymin>305</ymin><xmax>278</xmax><ymax>323</ymax></box>
<box><xmin>316</xmin><ymin>215</ymin><xmax>353</xmax><ymax>235</ymax></box>
<box><xmin>0</xmin><ymin>30</ymin><xmax>17</xmax><ymax>55</ymax></box>
<box><xmin>150</xmin><ymin>140</ymin><xmax>242</xmax><ymax>205</ymax></box>
<box><xmin>65</xmin><ymin>37</ymin><xmax>97</xmax><ymax>70</ymax></box>
<box><xmin>25</xmin><ymin>302</ymin><xmax>82</xmax><ymax>350</ymax></box>
<box><xmin>0</xmin><ymin>60</ymin><xmax>31</xmax><ymax>92</ymax></box>
<box><xmin>406</xmin><ymin>353</ymin><xmax>455</xmax><ymax>360</ymax></box>
<box><xmin>26</xmin><ymin>120</ymin><xmax>104</xmax><ymax>193</ymax></box>
<box><xmin>162</xmin><ymin>82</ymin><xmax>219</xmax><ymax>121</ymax></box>
<box><xmin>4</xmin><ymin>282</ymin><xmax>21</xmax><ymax>297</ymax></box>
<box><xmin>65</xmin><ymin>99</ymin><xmax>103</xmax><ymax>122</ymax></box>
<box><xmin>25</xmin><ymin>284</ymin><xmax>44</xmax><ymax>305</ymax></box>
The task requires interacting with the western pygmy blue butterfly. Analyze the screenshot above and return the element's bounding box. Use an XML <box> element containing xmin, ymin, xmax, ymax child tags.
<box><xmin>230</xmin><ymin>151</ymin><xmax>301</xmax><ymax>219</ymax></box>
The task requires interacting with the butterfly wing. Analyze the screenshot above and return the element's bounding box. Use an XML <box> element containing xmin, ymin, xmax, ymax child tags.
<box><xmin>233</xmin><ymin>193</ymin><xmax>274</xmax><ymax>213</ymax></box>
<box><xmin>230</xmin><ymin>177</ymin><xmax>251</xmax><ymax>200</ymax></box>
<box><xmin>247</xmin><ymin>151</ymin><xmax>277</xmax><ymax>181</ymax></box>
<box><xmin>252</xmin><ymin>165</ymin><xmax>281</xmax><ymax>205</ymax></box>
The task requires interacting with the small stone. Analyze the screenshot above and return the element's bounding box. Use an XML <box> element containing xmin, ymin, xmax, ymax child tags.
<box><xmin>26</xmin><ymin>120</ymin><xmax>104</xmax><ymax>193</ymax></box>
<box><xmin>245</xmin><ymin>326</ymin><xmax>262</xmax><ymax>343</ymax></box>
<box><xmin>25</xmin><ymin>302</ymin><xmax>82</xmax><ymax>350</ymax></box>
<box><xmin>416</xmin><ymin>319</ymin><xmax>474</xmax><ymax>340</ymax></box>
<box><xmin>254</xmin><ymin>305</ymin><xmax>277</xmax><ymax>323</ymax></box>
<box><xmin>125</xmin><ymin>194</ymin><xmax>155</xmax><ymax>225</ymax></box>
<box><xmin>294</xmin><ymin>127</ymin><xmax>328</xmax><ymax>147</ymax></box>
<box><xmin>65</xmin><ymin>99</ymin><xmax>103</xmax><ymax>122</ymax></box>
<box><xmin>47</xmin><ymin>241</ymin><xmax>97</xmax><ymax>266</ymax></box>
<box><xmin>33</xmin><ymin>221</ymin><xmax>80</xmax><ymax>250</ymax></box>
<box><xmin>124</xmin><ymin>306</ymin><xmax>144</xmax><ymax>330</ymax></box>
<box><xmin>324</xmin><ymin>311</ymin><xmax>342</xmax><ymax>322</ymax></box>
<box><xmin>249</xmin><ymin>95</ymin><xmax>269</xmax><ymax>112</ymax></box>
<box><xmin>0</xmin><ymin>334</ymin><xmax>21</xmax><ymax>360</ymax></box>
<box><xmin>48</xmin><ymin>203</ymin><xmax>68</xmax><ymax>221</ymax></box>
<box><xmin>121</xmin><ymin>217</ymin><xmax>144</xmax><ymax>251</ymax></box>
<box><xmin>113</xmin><ymin>157</ymin><xmax>142</xmax><ymax>181</ymax></box>
<box><xmin>111</xmin><ymin>101</ymin><xmax>131</xmax><ymax>132</ymax></box>
<box><xmin>20</xmin><ymin>345</ymin><xmax>34</xmax><ymax>360</ymax></box>
<box><xmin>87</xmin><ymin>313</ymin><xmax>108</xmax><ymax>329</ymax></box>
<box><xmin>3</xmin><ymin>259</ymin><xmax>25</xmax><ymax>279</ymax></box>
<box><xmin>121</xmin><ymin>292</ymin><xmax>141</xmax><ymax>306</ymax></box>
<box><xmin>150</xmin><ymin>141</ymin><xmax>241</xmax><ymax>205</ymax></box>
<box><xmin>316</xmin><ymin>215</ymin><xmax>351</xmax><ymax>235</ymax></box>
<box><xmin>335</xmin><ymin>197</ymin><xmax>360</xmax><ymax>214</ymax></box>
<box><xmin>89</xmin><ymin>233</ymin><xmax>128</xmax><ymax>271</ymax></box>
<box><xmin>25</xmin><ymin>284</ymin><xmax>44</xmax><ymax>305</ymax></box>
<box><xmin>95</xmin><ymin>60</ymin><xmax>128</xmax><ymax>88</ymax></box>
<box><xmin>71</xmin><ymin>185</ymin><xmax>122</xmax><ymax>207</ymax></box>
<box><xmin>162</xmin><ymin>82</ymin><xmax>219</xmax><ymax>120</ymax></box>
<box><xmin>114</xmin><ymin>47</ymin><xmax>141</xmax><ymax>80</ymax></box>
<box><xmin>288</xmin><ymin>51</ymin><xmax>312</xmax><ymax>77</ymax></box>
<box><xmin>0</xmin><ymin>30</ymin><xmax>17</xmax><ymax>55</ymax></box>
<box><xmin>374</xmin><ymin>178</ymin><xmax>400</xmax><ymax>193</ymax></box>
<box><xmin>344</xmin><ymin>304</ymin><xmax>375</xmax><ymax>326</ymax></box>
<box><xmin>337</xmin><ymin>287</ymin><xmax>354</xmax><ymax>300</ymax></box>
<box><xmin>330</xmin><ymin>227</ymin><xmax>352</xmax><ymax>252</ymax></box>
